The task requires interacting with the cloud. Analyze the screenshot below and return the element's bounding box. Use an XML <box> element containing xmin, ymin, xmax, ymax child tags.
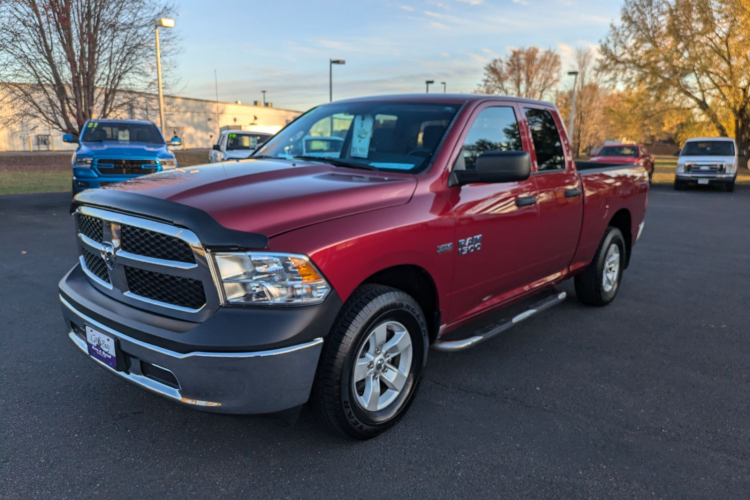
<box><xmin>399</xmin><ymin>5</ymin><xmax>415</xmax><ymax>11</ymax></box>
<box><xmin>481</xmin><ymin>48</ymin><xmax>501</xmax><ymax>58</ymax></box>
<box><xmin>431</xmin><ymin>21</ymin><xmax>449</xmax><ymax>29</ymax></box>
<box><xmin>512</xmin><ymin>0</ymin><xmax>529</xmax><ymax>4</ymax></box>
<box><xmin>441</xmin><ymin>52</ymin><xmax>451</xmax><ymax>58</ymax></box>
<box><xmin>424</xmin><ymin>10</ymin><xmax>443</xmax><ymax>17</ymax></box>
<box><xmin>455</xmin><ymin>0</ymin><xmax>483</xmax><ymax>5</ymax></box>
<box><xmin>461</xmin><ymin>51</ymin><xmax>489</xmax><ymax>64</ymax></box>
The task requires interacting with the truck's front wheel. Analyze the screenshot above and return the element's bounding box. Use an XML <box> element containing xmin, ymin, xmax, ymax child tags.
<box><xmin>574</xmin><ymin>227</ymin><xmax>625</xmax><ymax>307</ymax></box>
<box><xmin>311</xmin><ymin>285</ymin><xmax>428</xmax><ymax>440</ymax></box>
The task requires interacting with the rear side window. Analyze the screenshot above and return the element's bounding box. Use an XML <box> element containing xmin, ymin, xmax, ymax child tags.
<box><xmin>524</xmin><ymin>108</ymin><xmax>565</xmax><ymax>171</ymax></box>
<box><xmin>458</xmin><ymin>107</ymin><xmax>522</xmax><ymax>171</ymax></box>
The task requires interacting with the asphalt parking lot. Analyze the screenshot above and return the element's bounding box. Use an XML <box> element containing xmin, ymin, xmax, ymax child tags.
<box><xmin>1</xmin><ymin>185</ymin><xmax>749</xmax><ymax>499</ymax></box>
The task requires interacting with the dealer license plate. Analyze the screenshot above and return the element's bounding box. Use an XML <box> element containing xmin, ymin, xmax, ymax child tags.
<box><xmin>86</xmin><ymin>326</ymin><xmax>117</xmax><ymax>369</ymax></box>
<box><xmin>698</xmin><ymin>179</ymin><xmax>710</xmax><ymax>185</ymax></box>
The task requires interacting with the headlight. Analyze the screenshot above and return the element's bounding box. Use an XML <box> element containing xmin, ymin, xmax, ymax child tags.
<box><xmin>676</xmin><ymin>164</ymin><xmax>686</xmax><ymax>174</ymax></box>
<box><xmin>74</xmin><ymin>156</ymin><xmax>93</xmax><ymax>167</ymax></box>
<box><xmin>724</xmin><ymin>162</ymin><xmax>737</xmax><ymax>174</ymax></box>
<box><xmin>212</xmin><ymin>252</ymin><xmax>331</xmax><ymax>305</ymax></box>
<box><xmin>160</xmin><ymin>159</ymin><xmax>177</xmax><ymax>169</ymax></box>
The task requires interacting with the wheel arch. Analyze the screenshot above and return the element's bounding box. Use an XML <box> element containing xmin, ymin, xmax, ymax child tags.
<box><xmin>361</xmin><ymin>265</ymin><xmax>440</xmax><ymax>344</ymax></box>
<box><xmin>607</xmin><ymin>209</ymin><xmax>632</xmax><ymax>268</ymax></box>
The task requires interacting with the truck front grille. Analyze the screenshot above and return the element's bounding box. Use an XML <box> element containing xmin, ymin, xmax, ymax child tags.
<box><xmin>75</xmin><ymin>207</ymin><xmax>220</xmax><ymax>319</ymax></box>
<box><xmin>124</xmin><ymin>267</ymin><xmax>206</xmax><ymax>309</ymax></box>
<box><xmin>81</xmin><ymin>247</ymin><xmax>110</xmax><ymax>283</ymax></box>
<box><xmin>121</xmin><ymin>225</ymin><xmax>195</xmax><ymax>263</ymax></box>
<box><xmin>79</xmin><ymin>214</ymin><xmax>104</xmax><ymax>243</ymax></box>
<box><xmin>95</xmin><ymin>159</ymin><xmax>158</xmax><ymax>176</ymax></box>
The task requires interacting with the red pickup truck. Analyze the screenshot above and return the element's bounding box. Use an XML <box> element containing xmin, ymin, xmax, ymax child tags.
<box><xmin>59</xmin><ymin>95</ymin><xmax>649</xmax><ymax>439</ymax></box>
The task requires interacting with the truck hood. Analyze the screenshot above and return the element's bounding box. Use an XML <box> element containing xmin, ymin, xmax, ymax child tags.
<box><xmin>677</xmin><ymin>155</ymin><xmax>735</xmax><ymax>165</ymax></box>
<box><xmin>106</xmin><ymin>159</ymin><xmax>417</xmax><ymax>238</ymax></box>
<box><xmin>78</xmin><ymin>141</ymin><xmax>174</xmax><ymax>160</ymax></box>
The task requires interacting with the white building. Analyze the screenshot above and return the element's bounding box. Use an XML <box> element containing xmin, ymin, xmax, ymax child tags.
<box><xmin>0</xmin><ymin>90</ymin><xmax>301</xmax><ymax>152</ymax></box>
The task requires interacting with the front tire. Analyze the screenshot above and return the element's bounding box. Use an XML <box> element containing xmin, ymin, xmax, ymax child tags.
<box><xmin>726</xmin><ymin>181</ymin><xmax>735</xmax><ymax>193</ymax></box>
<box><xmin>574</xmin><ymin>227</ymin><xmax>626</xmax><ymax>307</ymax></box>
<box><xmin>311</xmin><ymin>285</ymin><xmax>428</xmax><ymax>440</ymax></box>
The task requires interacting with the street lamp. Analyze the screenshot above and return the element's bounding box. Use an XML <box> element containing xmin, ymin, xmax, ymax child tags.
<box><xmin>567</xmin><ymin>71</ymin><xmax>579</xmax><ymax>156</ymax></box>
<box><xmin>425</xmin><ymin>80</ymin><xmax>435</xmax><ymax>93</ymax></box>
<box><xmin>329</xmin><ymin>59</ymin><xmax>346</xmax><ymax>102</ymax></box>
<box><xmin>155</xmin><ymin>18</ymin><xmax>175</xmax><ymax>135</ymax></box>
<box><xmin>261</xmin><ymin>90</ymin><xmax>267</xmax><ymax>106</ymax></box>
<box><xmin>441</xmin><ymin>81</ymin><xmax>447</xmax><ymax>93</ymax></box>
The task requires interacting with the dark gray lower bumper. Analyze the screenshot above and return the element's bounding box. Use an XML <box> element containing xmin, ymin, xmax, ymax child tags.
<box><xmin>61</xmin><ymin>295</ymin><xmax>323</xmax><ymax>414</ymax></box>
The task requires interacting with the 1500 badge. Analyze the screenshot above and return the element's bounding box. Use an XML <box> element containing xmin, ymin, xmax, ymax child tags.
<box><xmin>458</xmin><ymin>234</ymin><xmax>482</xmax><ymax>255</ymax></box>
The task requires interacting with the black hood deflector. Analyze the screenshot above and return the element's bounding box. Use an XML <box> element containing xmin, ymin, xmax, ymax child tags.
<box><xmin>72</xmin><ymin>189</ymin><xmax>268</xmax><ymax>250</ymax></box>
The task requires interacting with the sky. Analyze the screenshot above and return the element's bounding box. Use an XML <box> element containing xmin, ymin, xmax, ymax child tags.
<box><xmin>173</xmin><ymin>0</ymin><xmax>623</xmax><ymax>112</ymax></box>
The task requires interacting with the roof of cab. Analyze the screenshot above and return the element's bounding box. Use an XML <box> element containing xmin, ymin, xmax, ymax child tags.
<box><xmin>330</xmin><ymin>93</ymin><xmax>555</xmax><ymax>108</ymax></box>
<box><xmin>85</xmin><ymin>118</ymin><xmax>157</xmax><ymax>125</ymax></box>
<box><xmin>684</xmin><ymin>137</ymin><xmax>735</xmax><ymax>143</ymax></box>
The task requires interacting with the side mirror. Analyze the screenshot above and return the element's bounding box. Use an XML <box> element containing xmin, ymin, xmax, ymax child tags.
<box><xmin>62</xmin><ymin>133</ymin><xmax>76</xmax><ymax>143</ymax></box>
<box><xmin>169</xmin><ymin>137</ymin><xmax>182</xmax><ymax>147</ymax></box>
<box><xmin>212</xmin><ymin>144</ymin><xmax>221</xmax><ymax>151</ymax></box>
<box><xmin>449</xmin><ymin>151</ymin><xmax>531</xmax><ymax>187</ymax></box>
<box><xmin>673</xmin><ymin>149</ymin><xmax>681</xmax><ymax>157</ymax></box>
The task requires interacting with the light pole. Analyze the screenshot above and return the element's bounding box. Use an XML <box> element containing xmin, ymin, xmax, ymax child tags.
<box><xmin>567</xmin><ymin>71</ymin><xmax>579</xmax><ymax>156</ymax></box>
<box><xmin>425</xmin><ymin>80</ymin><xmax>435</xmax><ymax>93</ymax></box>
<box><xmin>154</xmin><ymin>18</ymin><xmax>175</xmax><ymax>136</ymax></box>
<box><xmin>441</xmin><ymin>81</ymin><xmax>447</xmax><ymax>93</ymax></box>
<box><xmin>261</xmin><ymin>90</ymin><xmax>267</xmax><ymax>106</ymax></box>
<box><xmin>329</xmin><ymin>59</ymin><xmax>345</xmax><ymax>102</ymax></box>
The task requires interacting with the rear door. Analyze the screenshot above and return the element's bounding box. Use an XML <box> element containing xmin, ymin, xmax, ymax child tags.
<box><xmin>521</xmin><ymin>105</ymin><xmax>583</xmax><ymax>279</ymax></box>
<box><xmin>447</xmin><ymin>102</ymin><xmax>542</xmax><ymax>322</ymax></box>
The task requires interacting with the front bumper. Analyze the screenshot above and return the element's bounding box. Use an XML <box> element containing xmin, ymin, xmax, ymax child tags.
<box><xmin>676</xmin><ymin>173</ymin><xmax>736</xmax><ymax>184</ymax></box>
<box><xmin>60</xmin><ymin>265</ymin><xmax>341</xmax><ymax>414</ymax></box>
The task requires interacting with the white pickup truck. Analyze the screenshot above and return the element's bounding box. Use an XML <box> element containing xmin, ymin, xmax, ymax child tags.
<box><xmin>209</xmin><ymin>130</ymin><xmax>272</xmax><ymax>163</ymax></box>
<box><xmin>674</xmin><ymin>137</ymin><xmax>742</xmax><ymax>192</ymax></box>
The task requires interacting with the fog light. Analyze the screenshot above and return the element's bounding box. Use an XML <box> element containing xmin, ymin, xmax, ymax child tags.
<box><xmin>75</xmin><ymin>181</ymin><xmax>88</xmax><ymax>187</ymax></box>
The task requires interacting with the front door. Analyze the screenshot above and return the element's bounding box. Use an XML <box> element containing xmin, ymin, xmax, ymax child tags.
<box><xmin>447</xmin><ymin>103</ymin><xmax>541</xmax><ymax>324</ymax></box>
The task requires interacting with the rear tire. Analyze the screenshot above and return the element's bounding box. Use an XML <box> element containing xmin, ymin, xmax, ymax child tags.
<box><xmin>574</xmin><ymin>227</ymin><xmax>626</xmax><ymax>307</ymax></box>
<box><xmin>310</xmin><ymin>285</ymin><xmax>428</xmax><ymax>440</ymax></box>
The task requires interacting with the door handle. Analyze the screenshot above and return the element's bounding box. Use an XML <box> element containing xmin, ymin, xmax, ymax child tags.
<box><xmin>515</xmin><ymin>196</ymin><xmax>538</xmax><ymax>207</ymax></box>
<box><xmin>565</xmin><ymin>188</ymin><xmax>582</xmax><ymax>198</ymax></box>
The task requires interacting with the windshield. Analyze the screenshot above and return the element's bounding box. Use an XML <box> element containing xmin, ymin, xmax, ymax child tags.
<box><xmin>598</xmin><ymin>146</ymin><xmax>638</xmax><ymax>157</ymax></box>
<box><xmin>81</xmin><ymin>121</ymin><xmax>164</xmax><ymax>144</ymax></box>
<box><xmin>226</xmin><ymin>133</ymin><xmax>270</xmax><ymax>150</ymax></box>
<box><xmin>254</xmin><ymin>102</ymin><xmax>460</xmax><ymax>172</ymax></box>
<box><xmin>681</xmin><ymin>141</ymin><xmax>735</xmax><ymax>157</ymax></box>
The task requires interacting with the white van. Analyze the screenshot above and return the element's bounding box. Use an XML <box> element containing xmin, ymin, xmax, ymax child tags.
<box><xmin>675</xmin><ymin>137</ymin><xmax>741</xmax><ymax>192</ymax></box>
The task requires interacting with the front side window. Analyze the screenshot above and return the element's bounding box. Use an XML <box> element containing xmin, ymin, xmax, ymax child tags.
<box><xmin>524</xmin><ymin>108</ymin><xmax>565</xmax><ymax>171</ymax></box>
<box><xmin>255</xmin><ymin>102</ymin><xmax>459</xmax><ymax>172</ymax></box>
<box><xmin>457</xmin><ymin>106</ymin><xmax>522</xmax><ymax>171</ymax></box>
<box><xmin>681</xmin><ymin>141</ymin><xmax>735</xmax><ymax>157</ymax></box>
<box><xmin>81</xmin><ymin>121</ymin><xmax>164</xmax><ymax>145</ymax></box>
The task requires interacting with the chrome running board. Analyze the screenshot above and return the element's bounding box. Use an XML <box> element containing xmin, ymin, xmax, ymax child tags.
<box><xmin>433</xmin><ymin>291</ymin><xmax>567</xmax><ymax>353</ymax></box>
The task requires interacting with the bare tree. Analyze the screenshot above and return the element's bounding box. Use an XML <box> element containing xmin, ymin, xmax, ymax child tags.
<box><xmin>478</xmin><ymin>47</ymin><xmax>561</xmax><ymax>101</ymax></box>
<box><xmin>0</xmin><ymin>0</ymin><xmax>177</xmax><ymax>137</ymax></box>
<box><xmin>557</xmin><ymin>48</ymin><xmax>605</xmax><ymax>156</ymax></box>
<box><xmin>600</xmin><ymin>0</ymin><xmax>750</xmax><ymax>156</ymax></box>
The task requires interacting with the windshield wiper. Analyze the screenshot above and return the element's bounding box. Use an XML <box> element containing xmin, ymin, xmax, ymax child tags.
<box><xmin>291</xmin><ymin>156</ymin><xmax>375</xmax><ymax>171</ymax></box>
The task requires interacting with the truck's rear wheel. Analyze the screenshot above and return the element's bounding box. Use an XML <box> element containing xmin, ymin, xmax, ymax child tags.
<box><xmin>574</xmin><ymin>227</ymin><xmax>625</xmax><ymax>307</ymax></box>
<box><xmin>310</xmin><ymin>285</ymin><xmax>428</xmax><ymax>440</ymax></box>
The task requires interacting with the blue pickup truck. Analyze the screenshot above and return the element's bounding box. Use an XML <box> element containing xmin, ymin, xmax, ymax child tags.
<box><xmin>63</xmin><ymin>119</ymin><xmax>181</xmax><ymax>194</ymax></box>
